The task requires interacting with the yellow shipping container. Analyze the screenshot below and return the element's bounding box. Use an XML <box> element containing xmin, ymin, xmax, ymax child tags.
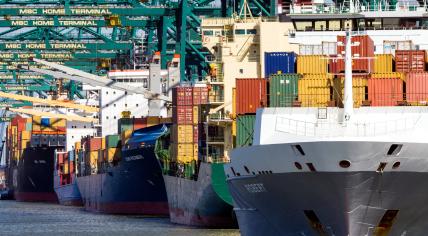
<box><xmin>75</xmin><ymin>141</ymin><xmax>81</xmax><ymax>151</ymax></box>
<box><xmin>172</xmin><ymin>125</ymin><xmax>194</xmax><ymax>143</ymax></box>
<box><xmin>370</xmin><ymin>72</ymin><xmax>405</xmax><ymax>80</ymax></box>
<box><xmin>297</xmin><ymin>55</ymin><xmax>328</xmax><ymax>74</ymax></box>
<box><xmin>160</xmin><ymin>117</ymin><xmax>172</xmax><ymax>123</ymax></box>
<box><xmin>21</xmin><ymin>131</ymin><xmax>31</xmax><ymax>140</ymax></box>
<box><xmin>298</xmin><ymin>74</ymin><xmax>333</xmax><ymax>107</ymax></box>
<box><xmin>121</xmin><ymin>129</ymin><xmax>133</xmax><ymax>145</ymax></box>
<box><xmin>193</xmin><ymin>144</ymin><xmax>198</xmax><ymax>159</ymax></box>
<box><xmin>64</xmin><ymin>162</ymin><xmax>69</xmax><ymax>174</ymax></box>
<box><xmin>193</xmin><ymin>106</ymin><xmax>199</xmax><ymax>124</ymax></box>
<box><xmin>101</xmin><ymin>137</ymin><xmax>106</xmax><ymax>149</ymax></box>
<box><xmin>373</xmin><ymin>54</ymin><xmax>393</xmax><ymax>73</ymax></box>
<box><xmin>90</xmin><ymin>151</ymin><xmax>98</xmax><ymax>167</ymax></box>
<box><xmin>107</xmin><ymin>148</ymin><xmax>121</xmax><ymax>162</ymax></box>
<box><xmin>171</xmin><ymin>143</ymin><xmax>195</xmax><ymax>163</ymax></box>
<box><xmin>332</xmin><ymin>77</ymin><xmax>367</xmax><ymax>108</ymax></box>
<box><xmin>21</xmin><ymin>140</ymin><xmax>28</xmax><ymax>149</ymax></box>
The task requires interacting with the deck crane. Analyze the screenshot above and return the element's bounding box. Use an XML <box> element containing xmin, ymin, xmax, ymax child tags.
<box><xmin>28</xmin><ymin>58</ymin><xmax>172</xmax><ymax>102</ymax></box>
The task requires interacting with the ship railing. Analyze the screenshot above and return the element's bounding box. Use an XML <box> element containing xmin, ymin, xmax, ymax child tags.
<box><xmin>274</xmin><ymin>116</ymin><xmax>420</xmax><ymax>137</ymax></box>
<box><xmin>289</xmin><ymin>2</ymin><xmax>426</xmax><ymax>14</ymax></box>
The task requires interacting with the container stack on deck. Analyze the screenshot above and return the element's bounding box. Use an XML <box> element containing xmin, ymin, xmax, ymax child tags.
<box><xmin>170</xmin><ymin>86</ymin><xmax>208</xmax><ymax>179</ymax></box>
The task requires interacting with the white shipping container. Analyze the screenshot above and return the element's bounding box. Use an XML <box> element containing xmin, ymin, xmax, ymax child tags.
<box><xmin>299</xmin><ymin>44</ymin><xmax>323</xmax><ymax>55</ymax></box>
<box><xmin>322</xmin><ymin>41</ymin><xmax>337</xmax><ymax>55</ymax></box>
<box><xmin>383</xmin><ymin>40</ymin><xmax>415</xmax><ymax>54</ymax></box>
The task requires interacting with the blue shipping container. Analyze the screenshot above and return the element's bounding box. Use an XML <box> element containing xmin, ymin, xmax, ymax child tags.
<box><xmin>264</xmin><ymin>52</ymin><xmax>296</xmax><ymax>77</ymax></box>
<box><xmin>41</xmin><ymin>118</ymin><xmax>50</xmax><ymax>127</ymax></box>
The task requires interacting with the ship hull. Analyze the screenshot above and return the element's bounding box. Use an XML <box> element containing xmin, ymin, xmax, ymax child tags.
<box><xmin>164</xmin><ymin>162</ymin><xmax>236</xmax><ymax>228</ymax></box>
<box><xmin>54</xmin><ymin>175</ymin><xmax>83</xmax><ymax>206</ymax></box>
<box><xmin>227</xmin><ymin>141</ymin><xmax>428</xmax><ymax>236</ymax></box>
<box><xmin>14</xmin><ymin>147</ymin><xmax>58</xmax><ymax>203</ymax></box>
<box><xmin>77</xmin><ymin>146</ymin><xmax>169</xmax><ymax>215</ymax></box>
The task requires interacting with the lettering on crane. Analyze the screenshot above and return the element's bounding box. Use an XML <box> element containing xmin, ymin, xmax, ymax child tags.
<box><xmin>18</xmin><ymin>8</ymin><xmax>112</xmax><ymax>15</ymax></box>
<box><xmin>10</xmin><ymin>20</ymin><xmax>98</xmax><ymax>27</ymax></box>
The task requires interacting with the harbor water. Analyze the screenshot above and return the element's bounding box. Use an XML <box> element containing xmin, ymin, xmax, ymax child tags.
<box><xmin>0</xmin><ymin>201</ymin><xmax>240</xmax><ymax>236</ymax></box>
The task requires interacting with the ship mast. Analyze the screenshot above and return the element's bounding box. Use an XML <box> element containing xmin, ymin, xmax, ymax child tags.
<box><xmin>343</xmin><ymin>28</ymin><xmax>353</xmax><ymax>123</ymax></box>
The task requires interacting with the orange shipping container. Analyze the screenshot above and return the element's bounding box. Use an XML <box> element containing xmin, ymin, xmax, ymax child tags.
<box><xmin>368</xmin><ymin>77</ymin><xmax>404</xmax><ymax>106</ymax></box>
<box><xmin>406</xmin><ymin>72</ymin><xmax>428</xmax><ymax>104</ymax></box>
<box><xmin>236</xmin><ymin>78</ymin><xmax>268</xmax><ymax>114</ymax></box>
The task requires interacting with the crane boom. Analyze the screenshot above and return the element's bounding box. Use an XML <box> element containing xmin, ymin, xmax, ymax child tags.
<box><xmin>8</xmin><ymin>108</ymin><xmax>98</xmax><ymax>123</ymax></box>
<box><xmin>0</xmin><ymin>91</ymin><xmax>99</xmax><ymax>113</ymax></box>
<box><xmin>30</xmin><ymin>58</ymin><xmax>172</xmax><ymax>102</ymax></box>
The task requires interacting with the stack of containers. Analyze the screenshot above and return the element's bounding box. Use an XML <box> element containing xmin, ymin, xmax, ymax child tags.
<box><xmin>8</xmin><ymin>116</ymin><xmax>32</xmax><ymax>161</ymax></box>
<box><xmin>83</xmin><ymin>136</ymin><xmax>102</xmax><ymax>175</ymax></box>
<box><xmin>171</xmin><ymin>86</ymin><xmax>208</xmax><ymax>178</ymax></box>
<box><xmin>31</xmin><ymin>116</ymin><xmax>66</xmax><ymax>147</ymax></box>
<box><xmin>332</xmin><ymin>75</ymin><xmax>368</xmax><ymax>107</ymax></box>
<box><xmin>104</xmin><ymin>134</ymin><xmax>121</xmax><ymax>163</ymax></box>
<box><xmin>395</xmin><ymin>50</ymin><xmax>426</xmax><ymax>72</ymax></box>
<box><xmin>235</xmin><ymin>78</ymin><xmax>267</xmax><ymax>147</ymax></box>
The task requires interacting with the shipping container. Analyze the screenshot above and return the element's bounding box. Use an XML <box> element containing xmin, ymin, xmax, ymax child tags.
<box><xmin>405</xmin><ymin>72</ymin><xmax>428</xmax><ymax>104</ymax></box>
<box><xmin>147</xmin><ymin>116</ymin><xmax>160</xmax><ymax>127</ymax></box>
<box><xmin>265</xmin><ymin>52</ymin><xmax>296</xmax><ymax>76</ymax></box>
<box><xmin>170</xmin><ymin>124</ymin><xmax>194</xmax><ymax>143</ymax></box>
<box><xmin>236</xmin><ymin>115</ymin><xmax>256</xmax><ymax>147</ymax></box>
<box><xmin>105</xmin><ymin>135</ymin><xmax>120</xmax><ymax>148</ymax></box>
<box><xmin>118</xmin><ymin>118</ymin><xmax>133</xmax><ymax>133</ymax></box>
<box><xmin>86</xmin><ymin>137</ymin><xmax>102</xmax><ymax>151</ymax></box>
<box><xmin>383</xmin><ymin>40</ymin><xmax>414</xmax><ymax>54</ymax></box>
<box><xmin>368</xmin><ymin>75</ymin><xmax>404</xmax><ymax>106</ymax></box>
<box><xmin>299</xmin><ymin>44</ymin><xmax>322</xmax><ymax>55</ymax></box>
<box><xmin>332</xmin><ymin>76</ymin><xmax>367</xmax><ymax>107</ymax></box>
<box><xmin>269</xmin><ymin>74</ymin><xmax>299</xmax><ymax>107</ymax></box>
<box><xmin>236</xmin><ymin>78</ymin><xmax>268</xmax><ymax>114</ymax></box>
<box><xmin>332</xmin><ymin>35</ymin><xmax>375</xmax><ymax>73</ymax></box>
<box><xmin>297</xmin><ymin>55</ymin><xmax>328</xmax><ymax>74</ymax></box>
<box><xmin>322</xmin><ymin>41</ymin><xmax>337</xmax><ymax>55</ymax></box>
<box><xmin>192</xmin><ymin>87</ymin><xmax>209</xmax><ymax>105</ymax></box>
<box><xmin>170</xmin><ymin>143</ymin><xmax>196</xmax><ymax>163</ymax></box>
<box><xmin>395</xmin><ymin>50</ymin><xmax>425</xmax><ymax>72</ymax></box>
<box><xmin>133</xmin><ymin>118</ymin><xmax>147</xmax><ymax>130</ymax></box>
<box><xmin>298</xmin><ymin>74</ymin><xmax>334</xmax><ymax>107</ymax></box>
<box><xmin>374</xmin><ymin>54</ymin><xmax>393</xmax><ymax>73</ymax></box>
<box><xmin>172</xmin><ymin>87</ymin><xmax>193</xmax><ymax>106</ymax></box>
<box><xmin>173</xmin><ymin>106</ymin><xmax>193</xmax><ymax>124</ymax></box>
<box><xmin>121</xmin><ymin>129</ymin><xmax>133</xmax><ymax>145</ymax></box>
<box><xmin>107</xmin><ymin>148</ymin><xmax>121</xmax><ymax>162</ymax></box>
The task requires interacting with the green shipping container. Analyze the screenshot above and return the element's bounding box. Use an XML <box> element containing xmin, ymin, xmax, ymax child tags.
<box><xmin>236</xmin><ymin>115</ymin><xmax>256</xmax><ymax>147</ymax></box>
<box><xmin>269</xmin><ymin>74</ymin><xmax>300</xmax><ymax>107</ymax></box>
<box><xmin>118</xmin><ymin>118</ymin><xmax>133</xmax><ymax>133</ymax></box>
<box><xmin>106</xmin><ymin>135</ymin><xmax>121</xmax><ymax>148</ymax></box>
<box><xmin>25</xmin><ymin>122</ymin><xmax>32</xmax><ymax>131</ymax></box>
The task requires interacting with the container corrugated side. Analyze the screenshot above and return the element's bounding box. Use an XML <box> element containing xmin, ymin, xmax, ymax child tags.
<box><xmin>374</xmin><ymin>54</ymin><xmax>393</xmax><ymax>73</ymax></box>
<box><xmin>236</xmin><ymin>115</ymin><xmax>256</xmax><ymax>147</ymax></box>
<box><xmin>236</xmin><ymin>78</ymin><xmax>268</xmax><ymax>114</ymax></box>
<box><xmin>298</xmin><ymin>74</ymin><xmax>333</xmax><ymax>107</ymax></box>
<box><xmin>395</xmin><ymin>50</ymin><xmax>425</xmax><ymax>72</ymax></box>
<box><xmin>269</xmin><ymin>74</ymin><xmax>299</xmax><ymax>107</ymax></box>
<box><xmin>171</xmin><ymin>124</ymin><xmax>194</xmax><ymax>143</ymax></box>
<box><xmin>368</xmin><ymin>76</ymin><xmax>404</xmax><ymax>106</ymax></box>
<box><xmin>333</xmin><ymin>35</ymin><xmax>375</xmax><ymax>73</ymax></box>
<box><xmin>406</xmin><ymin>72</ymin><xmax>428</xmax><ymax>104</ymax></box>
<box><xmin>264</xmin><ymin>52</ymin><xmax>296</xmax><ymax>77</ymax></box>
<box><xmin>332</xmin><ymin>76</ymin><xmax>367</xmax><ymax>107</ymax></box>
<box><xmin>297</xmin><ymin>55</ymin><xmax>328</xmax><ymax>74</ymax></box>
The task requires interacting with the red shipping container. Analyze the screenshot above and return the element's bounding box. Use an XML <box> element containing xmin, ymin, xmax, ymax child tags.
<box><xmin>331</xmin><ymin>35</ymin><xmax>375</xmax><ymax>73</ymax></box>
<box><xmin>87</xmin><ymin>137</ymin><xmax>102</xmax><ymax>151</ymax></box>
<box><xmin>193</xmin><ymin>125</ymin><xmax>199</xmax><ymax>143</ymax></box>
<box><xmin>236</xmin><ymin>78</ymin><xmax>268</xmax><ymax>114</ymax></box>
<box><xmin>172</xmin><ymin>87</ymin><xmax>193</xmax><ymax>106</ymax></box>
<box><xmin>395</xmin><ymin>50</ymin><xmax>425</xmax><ymax>72</ymax></box>
<box><xmin>172</xmin><ymin>106</ymin><xmax>193</xmax><ymax>124</ymax></box>
<box><xmin>368</xmin><ymin>77</ymin><xmax>403</xmax><ymax>106</ymax></box>
<box><xmin>406</xmin><ymin>72</ymin><xmax>428</xmax><ymax>103</ymax></box>
<box><xmin>133</xmin><ymin>118</ymin><xmax>147</xmax><ymax>130</ymax></box>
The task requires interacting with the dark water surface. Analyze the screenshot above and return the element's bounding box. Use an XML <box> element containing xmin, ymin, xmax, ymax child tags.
<box><xmin>0</xmin><ymin>201</ymin><xmax>240</xmax><ymax>236</ymax></box>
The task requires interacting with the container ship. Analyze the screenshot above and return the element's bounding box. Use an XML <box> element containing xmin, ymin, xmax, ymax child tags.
<box><xmin>161</xmin><ymin>86</ymin><xmax>236</xmax><ymax>228</ymax></box>
<box><xmin>225</xmin><ymin>5</ymin><xmax>428</xmax><ymax>233</ymax></box>
<box><xmin>76</xmin><ymin>118</ymin><xmax>171</xmax><ymax>215</ymax></box>
<box><xmin>6</xmin><ymin>115</ymin><xmax>66</xmax><ymax>202</ymax></box>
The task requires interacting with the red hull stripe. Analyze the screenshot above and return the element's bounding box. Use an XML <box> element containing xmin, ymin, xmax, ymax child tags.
<box><xmin>84</xmin><ymin>201</ymin><xmax>169</xmax><ymax>215</ymax></box>
<box><xmin>15</xmin><ymin>192</ymin><xmax>58</xmax><ymax>203</ymax></box>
